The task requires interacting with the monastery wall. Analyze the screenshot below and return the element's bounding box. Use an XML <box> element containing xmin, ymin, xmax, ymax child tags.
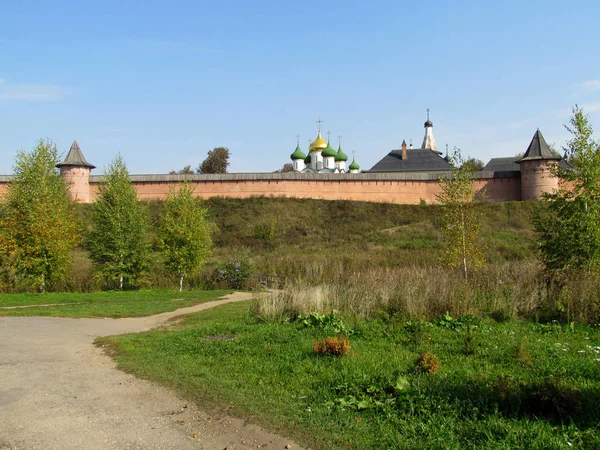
<box><xmin>0</xmin><ymin>172</ymin><xmax>524</xmax><ymax>204</ymax></box>
<box><xmin>88</xmin><ymin>172</ymin><xmax>522</xmax><ymax>204</ymax></box>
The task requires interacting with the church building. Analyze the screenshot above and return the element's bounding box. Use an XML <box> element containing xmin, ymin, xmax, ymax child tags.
<box><xmin>289</xmin><ymin>120</ymin><xmax>360</xmax><ymax>174</ymax></box>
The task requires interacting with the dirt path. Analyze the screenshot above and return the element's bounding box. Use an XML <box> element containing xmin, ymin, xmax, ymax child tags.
<box><xmin>0</xmin><ymin>293</ymin><xmax>303</xmax><ymax>450</ymax></box>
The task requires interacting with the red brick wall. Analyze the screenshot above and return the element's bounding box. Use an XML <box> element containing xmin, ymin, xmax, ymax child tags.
<box><xmin>2</xmin><ymin>174</ymin><xmax>523</xmax><ymax>204</ymax></box>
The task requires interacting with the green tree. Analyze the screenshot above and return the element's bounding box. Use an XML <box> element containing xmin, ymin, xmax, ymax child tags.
<box><xmin>157</xmin><ymin>183</ymin><xmax>212</xmax><ymax>291</ymax></box>
<box><xmin>87</xmin><ymin>155</ymin><xmax>150</xmax><ymax>290</ymax></box>
<box><xmin>460</xmin><ymin>157</ymin><xmax>484</xmax><ymax>172</ymax></box>
<box><xmin>197</xmin><ymin>147</ymin><xmax>230</xmax><ymax>174</ymax></box>
<box><xmin>436</xmin><ymin>149</ymin><xmax>485</xmax><ymax>281</ymax></box>
<box><xmin>534</xmin><ymin>106</ymin><xmax>600</xmax><ymax>272</ymax></box>
<box><xmin>0</xmin><ymin>139</ymin><xmax>79</xmax><ymax>292</ymax></box>
<box><xmin>169</xmin><ymin>165</ymin><xmax>194</xmax><ymax>175</ymax></box>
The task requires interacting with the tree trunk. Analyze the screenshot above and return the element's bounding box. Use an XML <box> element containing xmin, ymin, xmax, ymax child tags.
<box><xmin>461</xmin><ymin>207</ymin><xmax>468</xmax><ymax>282</ymax></box>
<box><xmin>179</xmin><ymin>274</ymin><xmax>184</xmax><ymax>292</ymax></box>
<box><xmin>119</xmin><ymin>253</ymin><xmax>124</xmax><ymax>290</ymax></box>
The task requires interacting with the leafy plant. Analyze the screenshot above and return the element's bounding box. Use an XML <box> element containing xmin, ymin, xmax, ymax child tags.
<box><xmin>298</xmin><ymin>310</ymin><xmax>349</xmax><ymax>334</ymax></box>
<box><xmin>435</xmin><ymin>312</ymin><xmax>480</xmax><ymax>331</ymax></box>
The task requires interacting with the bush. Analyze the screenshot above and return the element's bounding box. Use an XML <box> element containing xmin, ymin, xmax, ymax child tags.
<box><xmin>213</xmin><ymin>259</ymin><xmax>251</xmax><ymax>290</ymax></box>
<box><xmin>414</xmin><ymin>352</ymin><xmax>440</xmax><ymax>375</ymax></box>
<box><xmin>313</xmin><ymin>336</ymin><xmax>352</xmax><ymax>356</ymax></box>
<box><xmin>253</xmin><ymin>219</ymin><xmax>277</xmax><ymax>241</ymax></box>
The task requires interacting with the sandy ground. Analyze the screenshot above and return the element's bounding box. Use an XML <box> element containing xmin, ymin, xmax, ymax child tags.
<box><xmin>0</xmin><ymin>293</ymin><xmax>303</xmax><ymax>450</ymax></box>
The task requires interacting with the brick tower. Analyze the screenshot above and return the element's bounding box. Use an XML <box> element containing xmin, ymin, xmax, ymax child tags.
<box><xmin>56</xmin><ymin>141</ymin><xmax>95</xmax><ymax>203</ymax></box>
<box><xmin>517</xmin><ymin>130</ymin><xmax>562</xmax><ymax>201</ymax></box>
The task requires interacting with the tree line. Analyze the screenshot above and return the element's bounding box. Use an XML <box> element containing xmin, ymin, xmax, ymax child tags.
<box><xmin>0</xmin><ymin>106</ymin><xmax>597</xmax><ymax>295</ymax></box>
<box><xmin>0</xmin><ymin>147</ymin><xmax>212</xmax><ymax>292</ymax></box>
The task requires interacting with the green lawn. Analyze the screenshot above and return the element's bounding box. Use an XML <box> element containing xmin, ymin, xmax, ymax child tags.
<box><xmin>99</xmin><ymin>301</ymin><xmax>600</xmax><ymax>449</ymax></box>
<box><xmin>0</xmin><ymin>289</ymin><xmax>230</xmax><ymax>318</ymax></box>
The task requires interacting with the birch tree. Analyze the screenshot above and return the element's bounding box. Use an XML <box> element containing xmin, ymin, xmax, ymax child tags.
<box><xmin>436</xmin><ymin>149</ymin><xmax>485</xmax><ymax>281</ymax></box>
<box><xmin>157</xmin><ymin>183</ymin><xmax>212</xmax><ymax>291</ymax></box>
<box><xmin>0</xmin><ymin>139</ymin><xmax>79</xmax><ymax>292</ymax></box>
<box><xmin>87</xmin><ymin>155</ymin><xmax>150</xmax><ymax>289</ymax></box>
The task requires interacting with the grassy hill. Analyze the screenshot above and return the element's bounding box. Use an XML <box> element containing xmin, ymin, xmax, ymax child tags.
<box><xmin>201</xmin><ymin>197</ymin><xmax>538</xmax><ymax>272</ymax></box>
<box><xmin>65</xmin><ymin>197</ymin><xmax>541</xmax><ymax>293</ymax></box>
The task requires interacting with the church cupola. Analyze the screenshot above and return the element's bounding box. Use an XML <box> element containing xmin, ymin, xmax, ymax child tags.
<box><xmin>335</xmin><ymin>136</ymin><xmax>348</xmax><ymax>172</ymax></box>
<box><xmin>290</xmin><ymin>135</ymin><xmax>306</xmax><ymax>172</ymax></box>
<box><xmin>321</xmin><ymin>132</ymin><xmax>337</xmax><ymax>170</ymax></box>
<box><xmin>309</xmin><ymin>118</ymin><xmax>327</xmax><ymax>170</ymax></box>
<box><xmin>349</xmin><ymin>152</ymin><xmax>360</xmax><ymax>173</ymax></box>
<box><xmin>421</xmin><ymin>109</ymin><xmax>438</xmax><ymax>152</ymax></box>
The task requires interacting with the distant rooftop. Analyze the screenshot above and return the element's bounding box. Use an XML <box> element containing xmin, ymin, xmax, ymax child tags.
<box><xmin>482</xmin><ymin>157</ymin><xmax>520</xmax><ymax>172</ymax></box>
<box><xmin>367</xmin><ymin>148</ymin><xmax>452</xmax><ymax>173</ymax></box>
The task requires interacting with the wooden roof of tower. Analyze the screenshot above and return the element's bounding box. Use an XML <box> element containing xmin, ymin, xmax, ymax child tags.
<box><xmin>56</xmin><ymin>141</ymin><xmax>96</xmax><ymax>169</ymax></box>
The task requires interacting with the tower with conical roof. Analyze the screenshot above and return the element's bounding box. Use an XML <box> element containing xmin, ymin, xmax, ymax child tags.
<box><xmin>517</xmin><ymin>129</ymin><xmax>562</xmax><ymax>200</ymax></box>
<box><xmin>421</xmin><ymin>109</ymin><xmax>438</xmax><ymax>152</ymax></box>
<box><xmin>56</xmin><ymin>140</ymin><xmax>95</xmax><ymax>203</ymax></box>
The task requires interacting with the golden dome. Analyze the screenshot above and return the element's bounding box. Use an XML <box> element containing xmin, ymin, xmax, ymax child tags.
<box><xmin>309</xmin><ymin>132</ymin><xmax>328</xmax><ymax>152</ymax></box>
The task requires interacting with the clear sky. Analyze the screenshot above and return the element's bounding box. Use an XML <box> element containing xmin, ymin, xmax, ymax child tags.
<box><xmin>1</xmin><ymin>0</ymin><xmax>599</xmax><ymax>174</ymax></box>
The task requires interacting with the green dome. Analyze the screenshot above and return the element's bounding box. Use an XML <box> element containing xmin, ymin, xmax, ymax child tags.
<box><xmin>290</xmin><ymin>144</ymin><xmax>306</xmax><ymax>161</ymax></box>
<box><xmin>335</xmin><ymin>144</ymin><xmax>348</xmax><ymax>162</ymax></box>
<box><xmin>321</xmin><ymin>141</ymin><xmax>337</xmax><ymax>158</ymax></box>
<box><xmin>304</xmin><ymin>153</ymin><xmax>311</xmax><ymax>165</ymax></box>
<box><xmin>349</xmin><ymin>159</ymin><xmax>360</xmax><ymax>170</ymax></box>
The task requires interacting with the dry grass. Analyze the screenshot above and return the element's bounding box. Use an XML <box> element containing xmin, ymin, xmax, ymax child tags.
<box><xmin>251</xmin><ymin>261</ymin><xmax>600</xmax><ymax>323</ymax></box>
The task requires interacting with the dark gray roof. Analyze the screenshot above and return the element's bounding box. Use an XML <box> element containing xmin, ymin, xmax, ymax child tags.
<box><xmin>517</xmin><ymin>130</ymin><xmax>561</xmax><ymax>162</ymax></box>
<box><xmin>484</xmin><ymin>155</ymin><xmax>570</xmax><ymax>173</ymax></box>
<box><xmin>56</xmin><ymin>141</ymin><xmax>96</xmax><ymax>169</ymax></box>
<box><xmin>367</xmin><ymin>148</ymin><xmax>452</xmax><ymax>172</ymax></box>
<box><xmin>483</xmin><ymin>157</ymin><xmax>520</xmax><ymax>172</ymax></box>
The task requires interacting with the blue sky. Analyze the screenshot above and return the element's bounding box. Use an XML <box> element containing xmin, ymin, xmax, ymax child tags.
<box><xmin>1</xmin><ymin>0</ymin><xmax>599</xmax><ymax>174</ymax></box>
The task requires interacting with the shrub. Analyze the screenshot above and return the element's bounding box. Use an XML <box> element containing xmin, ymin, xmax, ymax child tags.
<box><xmin>213</xmin><ymin>259</ymin><xmax>251</xmax><ymax>290</ymax></box>
<box><xmin>415</xmin><ymin>352</ymin><xmax>440</xmax><ymax>375</ymax></box>
<box><xmin>313</xmin><ymin>336</ymin><xmax>352</xmax><ymax>357</ymax></box>
<box><xmin>253</xmin><ymin>219</ymin><xmax>277</xmax><ymax>241</ymax></box>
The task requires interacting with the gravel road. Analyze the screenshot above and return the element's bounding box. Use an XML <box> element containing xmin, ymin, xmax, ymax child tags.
<box><xmin>0</xmin><ymin>293</ymin><xmax>302</xmax><ymax>450</ymax></box>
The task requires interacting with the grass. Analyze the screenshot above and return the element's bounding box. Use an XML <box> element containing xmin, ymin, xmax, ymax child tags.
<box><xmin>100</xmin><ymin>301</ymin><xmax>600</xmax><ymax>449</ymax></box>
<box><xmin>0</xmin><ymin>289</ymin><xmax>230</xmax><ymax>318</ymax></box>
